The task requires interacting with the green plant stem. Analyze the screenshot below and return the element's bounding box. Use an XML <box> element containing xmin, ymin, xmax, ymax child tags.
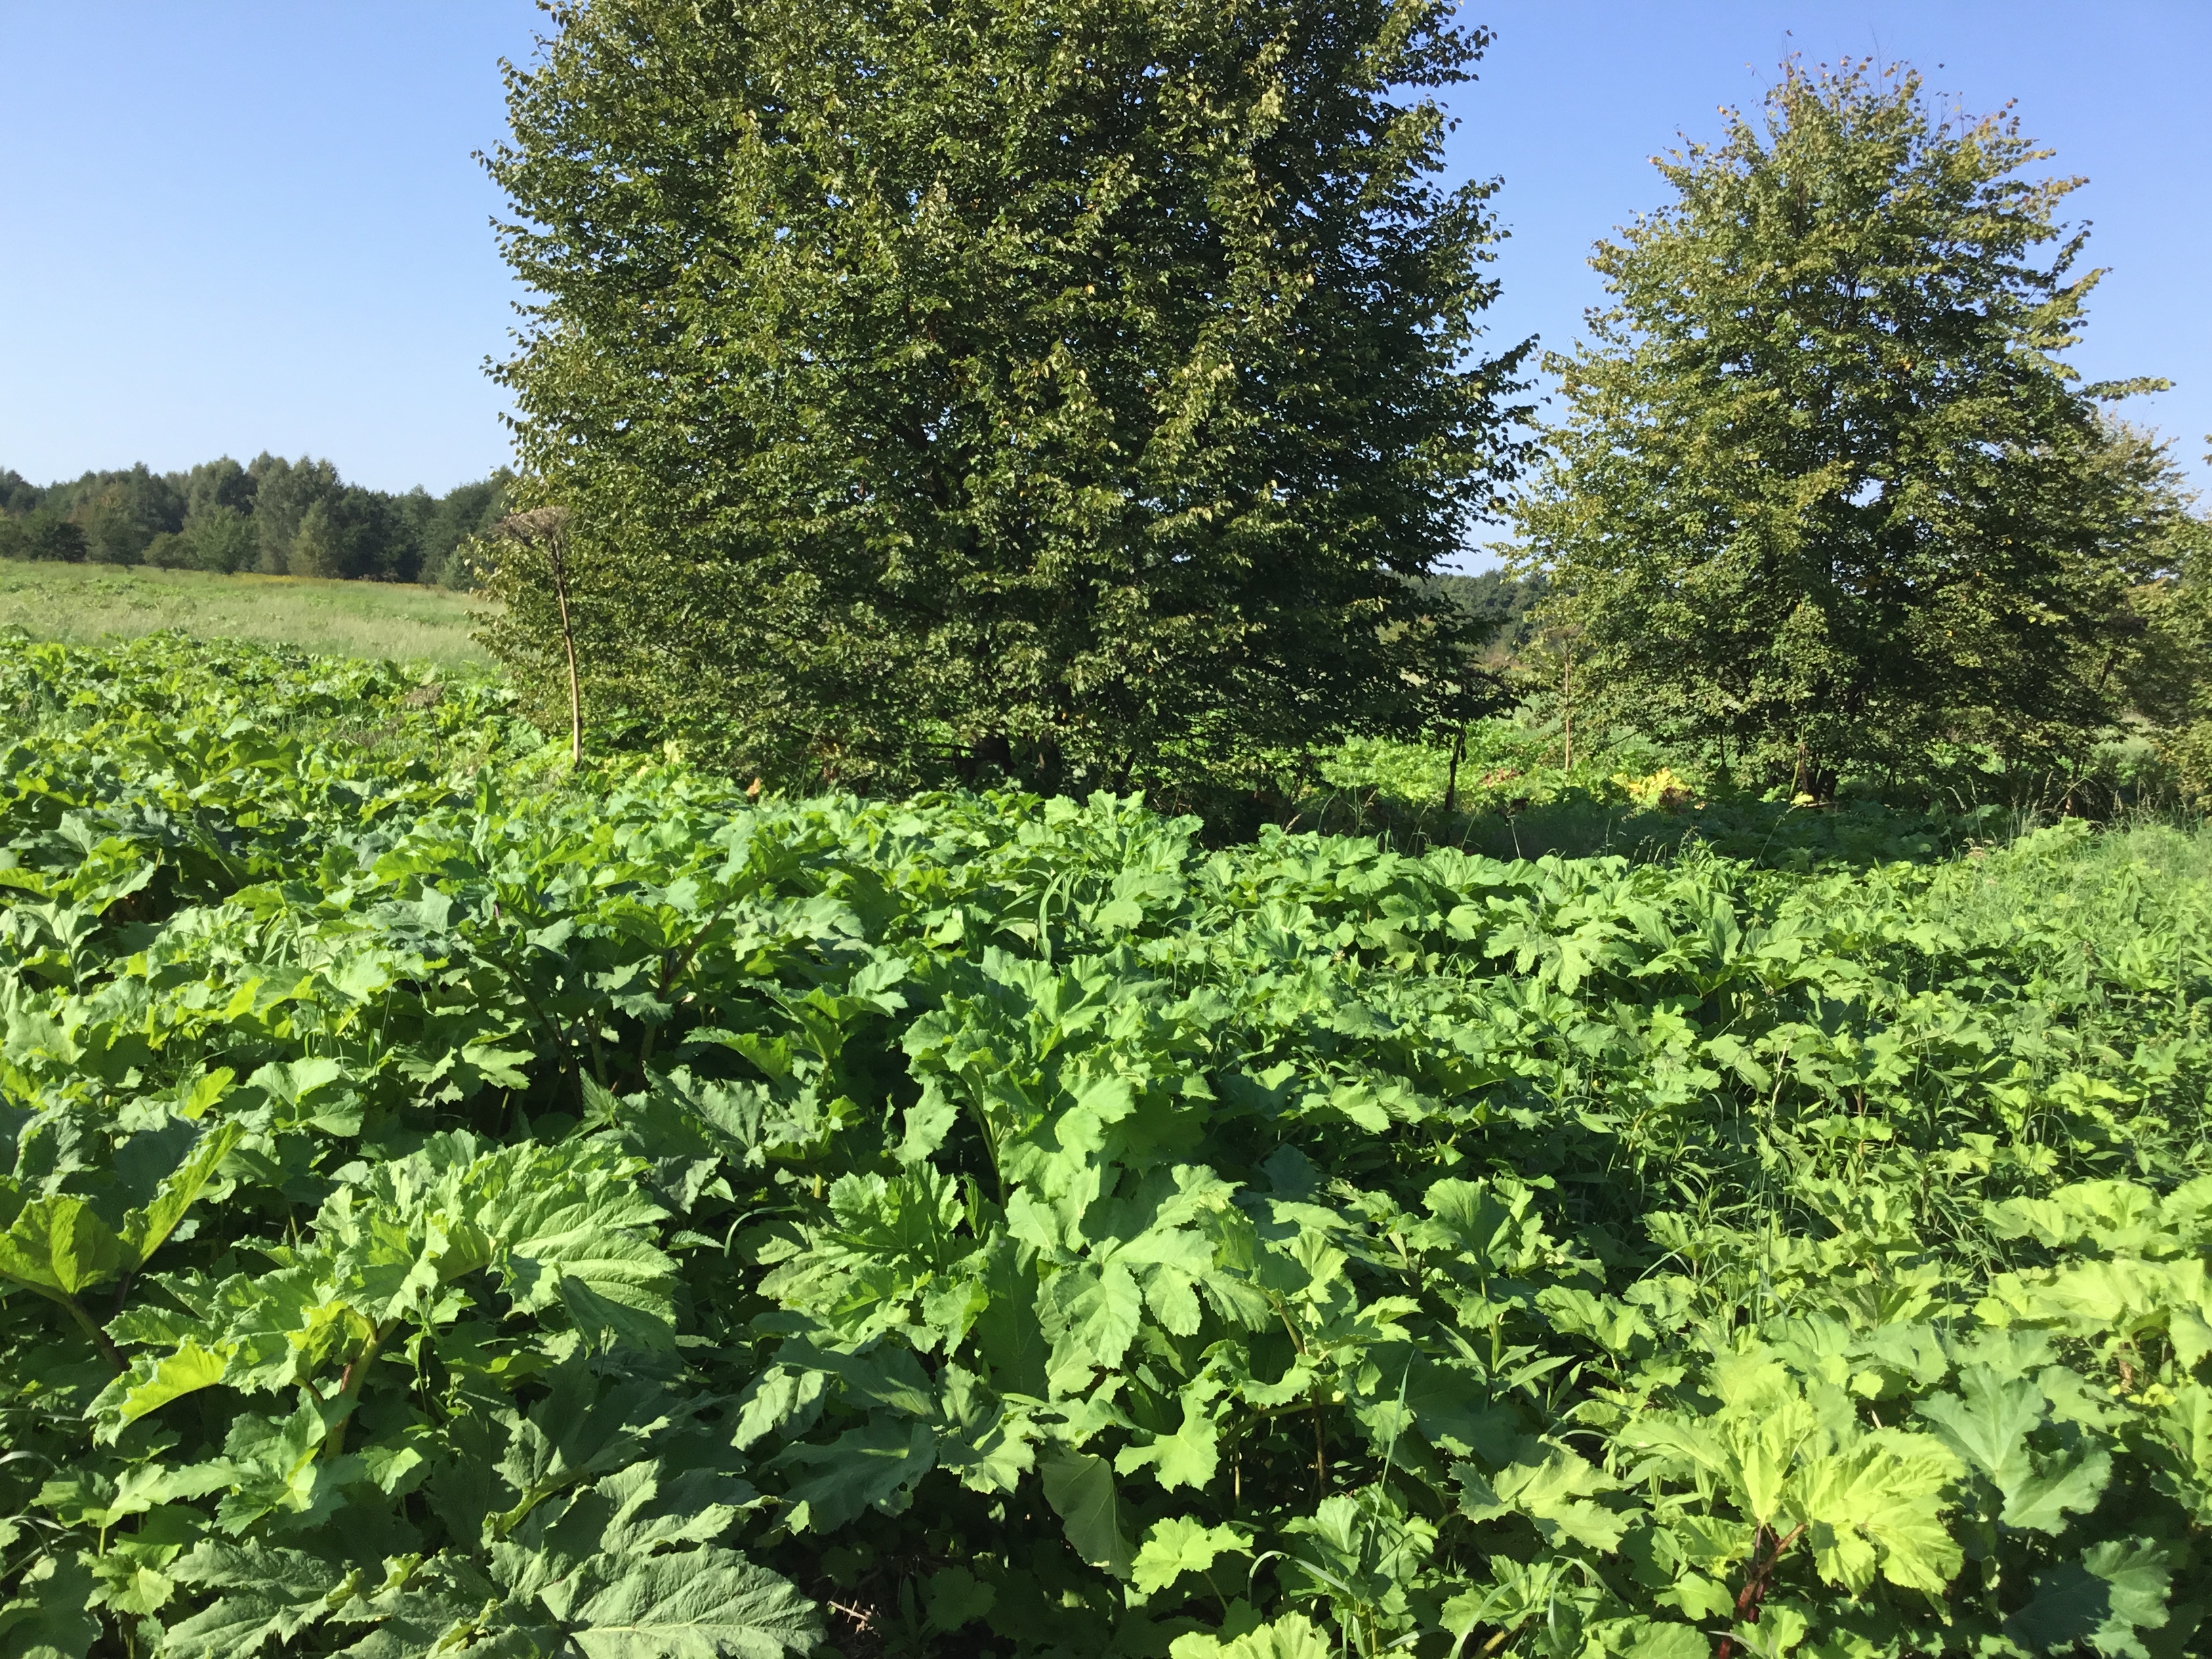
<box><xmin>56</xmin><ymin>1292</ymin><xmax>125</xmax><ymax>1374</ymax></box>
<box><xmin>1478</xmin><ymin>1618</ymin><xmax>1528</xmax><ymax>1656</ymax></box>
<box><xmin>323</xmin><ymin>1320</ymin><xmax>396</xmax><ymax>1459</ymax></box>
<box><xmin>1312</xmin><ymin>1395</ymin><xmax>1327</xmax><ymax>1498</ymax></box>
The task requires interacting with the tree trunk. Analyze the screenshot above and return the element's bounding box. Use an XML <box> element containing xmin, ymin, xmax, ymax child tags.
<box><xmin>551</xmin><ymin>546</ymin><xmax>582</xmax><ymax>769</ymax></box>
<box><xmin>496</xmin><ymin>508</ymin><xmax>583</xmax><ymax>770</ymax></box>
<box><xmin>962</xmin><ymin>733</ymin><xmax>1013</xmax><ymax>788</ymax></box>
<box><xmin>1560</xmin><ymin>647</ymin><xmax>1574</xmax><ymax>774</ymax></box>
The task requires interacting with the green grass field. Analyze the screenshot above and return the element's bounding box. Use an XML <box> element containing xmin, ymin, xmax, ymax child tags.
<box><xmin>0</xmin><ymin>558</ymin><xmax>489</xmax><ymax>665</ymax></box>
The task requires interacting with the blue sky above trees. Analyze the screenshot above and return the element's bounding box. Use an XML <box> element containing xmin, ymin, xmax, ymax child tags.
<box><xmin>2</xmin><ymin>0</ymin><xmax>2205</xmax><ymax>498</ymax></box>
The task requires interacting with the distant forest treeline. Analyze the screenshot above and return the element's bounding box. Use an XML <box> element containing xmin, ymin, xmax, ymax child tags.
<box><xmin>0</xmin><ymin>456</ymin><xmax>508</xmax><ymax>587</ymax></box>
<box><xmin>1431</xmin><ymin>568</ymin><xmax>1544</xmax><ymax>659</ymax></box>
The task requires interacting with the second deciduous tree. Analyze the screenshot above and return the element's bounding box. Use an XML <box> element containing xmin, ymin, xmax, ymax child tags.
<box><xmin>1517</xmin><ymin>63</ymin><xmax>2177</xmax><ymax>798</ymax></box>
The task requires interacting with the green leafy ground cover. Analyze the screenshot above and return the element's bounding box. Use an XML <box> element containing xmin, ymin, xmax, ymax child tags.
<box><xmin>3</xmin><ymin>635</ymin><xmax>2211</xmax><ymax>1658</ymax></box>
<box><xmin>1303</xmin><ymin>732</ymin><xmax>1986</xmax><ymax>867</ymax></box>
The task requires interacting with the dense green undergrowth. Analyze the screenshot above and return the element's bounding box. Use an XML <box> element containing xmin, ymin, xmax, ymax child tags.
<box><xmin>1303</xmin><ymin>727</ymin><xmax>2156</xmax><ymax>870</ymax></box>
<box><xmin>2</xmin><ymin>635</ymin><xmax>2210</xmax><ymax>1659</ymax></box>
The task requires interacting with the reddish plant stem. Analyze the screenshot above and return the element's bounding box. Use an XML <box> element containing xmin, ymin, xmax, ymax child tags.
<box><xmin>1715</xmin><ymin>1523</ymin><xmax>1806</xmax><ymax>1659</ymax></box>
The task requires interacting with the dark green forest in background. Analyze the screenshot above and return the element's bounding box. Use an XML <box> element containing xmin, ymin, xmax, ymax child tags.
<box><xmin>0</xmin><ymin>456</ymin><xmax>506</xmax><ymax>587</ymax></box>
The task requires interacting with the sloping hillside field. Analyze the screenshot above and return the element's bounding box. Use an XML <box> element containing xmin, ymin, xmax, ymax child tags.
<box><xmin>2</xmin><ymin>634</ymin><xmax>2209</xmax><ymax>1659</ymax></box>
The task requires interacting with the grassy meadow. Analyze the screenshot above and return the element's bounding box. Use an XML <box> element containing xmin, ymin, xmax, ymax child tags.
<box><xmin>0</xmin><ymin>558</ymin><xmax>489</xmax><ymax>665</ymax></box>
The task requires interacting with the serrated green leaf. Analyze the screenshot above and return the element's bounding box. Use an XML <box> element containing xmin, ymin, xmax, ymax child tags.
<box><xmin>1132</xmin><ymin>1517</ymin><xmax>1250</xmax><ymax>1599</ymax></box>
<box><xmin>562</xmin><ymin>1547</ymin><xmax>819</xmax><ymax>1658</ymax></box>
<box><xmin>729</xmin><ymin>1368</ymin><xmax>825</xmax><ymax>1453</ymax></box>
<box><xmin>769</xmin><ymin>1416</ymin><xmax>935</xmax><ymax>1532</ymax></box>
<box><xmin>1492</xmin><ymin>1450</ymin><xmax>1631</xmax><ymax>1552</ymax></box>
<box><xmin>1618</xmin><ymin>1621</ymin><xmax>1711</xmax><ymax>1659</ymax></box>
<box><xmin>1040</xmin><ymin>1260</ymin><xmax>1143</xmax><ymax>1380</ymax></box>
<box><xmin>1115</xmin><ymin>1378</ymin><xmax>1223</xmax><ymax>1494</ymax></box>
<box><xmin>2007</xmin><ymin>1538</ymin><xmax>2172</xmax><ymax>1659</ymax></box>
<box><xmin>2148</xmin><ymin>1383</ymin><xmax>2212</xmax><ymax>1525</ymax></box>
<box><xmin>1040</xmin><ymin>1447</ymin><xmax>1132</xmax><ymax>1578</ymax></box>
<box><xmin>1788</xmin><ymin>1436</ymin><xmax>1962</xmax><ymax>1595</ymax></box>
<box><xmin>96</xmin><ymin>1339</ymin><xmax>230</xmax><ymax>1441</ymax></box>
<box><xmin>0</xmin><ymin>1196</ymin><xmax>124</xmax><ymax>1298</ymax></box>
<box><xmin>121</xmin><ymin>1121</ymin><xmax>245</xmax><ymax>1271</ymax></box>
<box><xmin>601</xmin><ymin>1467</ymin><xmax>752</xmax><ymax>1557</ymax></box>
<box><xmin>2002</xmin><ymin>1444</ymin><xmax>2112</xmax><ymax>1536</ymax></box>
<box><xmin>1407</xmin><ymin>1359</ymin><xmax>1520</xmax><ymax>1462</ymax></box>
<box><xmin>0</xmin><ymin>1553</ymin><xmax>99</xmax><ymax>1659</ymax></box>
<box><xmin>779</xmin><ymin>1338</ymin><xmax>936</xmax><ymax>1418</ymax></box>
<box><xmin>1167</xmin><ymin>1612</ymin><xmax>1334</xmax><ymax>1659</ymax></box>
<box><xmin>970</xmin><ymin>1235</ymin><xmax>1049</xmax><ymax>1396</ymax></box>
<box><xmin>323</xmin><ymin>1548</ymin><xmax>504</xmax><ymax>1658</ymax></box>
<box><xmin>1919</xmin><ymin>1365</ymin><xmax>2042</xmax><ymax>1495</ymax></box>
<box><xmin>1919</xmin><ymin>1365</ymin><xmax>2108</xmax><ymax>1534</ymax></box>
<box><xmin>559</xmin><ymin>1272</ymin><xmax>678</xmax><ymax>1354</ymax></box>
<box><xmin>495</xmin><ymin>1372</ymin><xmax>682</xmax><ymax>1533</ymax></box>
<box><xmin>922</xmin><ymin>1565</ymin><xmax>995</xmax><ymax>1633</ymax></box>
<box><xmin>935</xmin><ymin>1364</ymin><xmax>1038</xmax><ymax>1494</ymax></box>
<box><xmin>163</xmin><ymin>1540</ymin><xmax>346</xmax><ymax>1658</ymax></box>
<box><xmin>896</xmin><ymin>1090</ymin><xmax>958</xmax><ymax>1166</ymax></box>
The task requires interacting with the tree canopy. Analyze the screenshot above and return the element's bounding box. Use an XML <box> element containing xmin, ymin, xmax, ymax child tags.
<box><xmin>1515</xmin><ymin>62</ymin><xmax>2179</xmax><ymax>798</ymax></box>
<box><xmin>485</xmin><ymin>0</ymin><xmax>1530</xmax><ymax>796</ymax></box>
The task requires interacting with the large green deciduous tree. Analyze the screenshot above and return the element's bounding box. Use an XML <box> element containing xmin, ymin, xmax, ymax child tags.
<box><xmin>2117</xmin><ymin>443</ymin><xmax>2212</xmax><ymax>806</ymax></box>
<box><xmin>484</xmin><ymin>0</ymin><xmax>1528</xmax><ymax>795</ymax></box>
<box><xmin>1517</xmin><ymin>62</ymin><xmax>2170</xmax><ymax>798</ymax></box>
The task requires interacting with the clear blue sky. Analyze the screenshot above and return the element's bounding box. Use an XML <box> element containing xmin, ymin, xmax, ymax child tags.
<box><xmin>3</xmin><ymin>1</ymin><xmax>2206</xmax><ymax>497</ymax></box>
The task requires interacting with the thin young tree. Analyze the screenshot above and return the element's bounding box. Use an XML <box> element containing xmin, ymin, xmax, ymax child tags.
<box><xmin>1518</xmin><ymin>62</ymin><xmax>2170</xmax><ymax>798</ymax></box>
<box><xmin>486</xmin><ymin>508</ymin><xmax>586</xmax><ymax>768</ymax></box>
